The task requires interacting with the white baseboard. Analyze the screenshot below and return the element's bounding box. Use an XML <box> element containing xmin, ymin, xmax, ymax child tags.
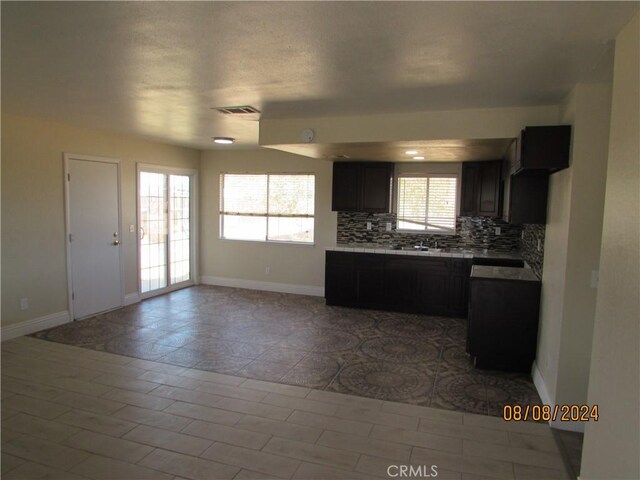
<box><xmin>1</xmin><ymin>311</ymin><xmax>71</xmax><ymax>341</ymax></box>
<box><xmin>124</xmin><ymin>292</ymin><xmax>141</xmax><ymax>306</ymax></box>
<box><xmin>532</xmin><ymin>360</ymin><xmax>553</xmax><ymax>405</ymax></box>
<box><xmin>200</xmin><ymin>276</ymin><xmax>324</xmax><ymax>297</ymax></box>
<box><xmin>532</xmin><ymin>360</ymin><xmax>585</xmax><ymax>433</ymax></box>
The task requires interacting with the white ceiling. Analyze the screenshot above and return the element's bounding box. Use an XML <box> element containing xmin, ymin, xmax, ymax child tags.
<box><xmin>2</xmin><ymin>1</ymin><xmax>637</xmax><ymax>149</ymax></box>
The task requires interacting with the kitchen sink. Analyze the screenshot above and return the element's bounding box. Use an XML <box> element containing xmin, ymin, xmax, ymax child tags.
<box><xmin>403</xmin><ymin>246</ymin><xmax>446</xmax><ymax>252</ymax></box>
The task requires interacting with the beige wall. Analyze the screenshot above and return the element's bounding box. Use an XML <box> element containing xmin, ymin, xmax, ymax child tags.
<box><xmin>581</xmin><ymin>13</ymin><xmax>639</xmax><ymax>480</ymax></box>
<box><xmin>1</xmin><ymin>114</ymin><xmax>200</xmax><ymax>326</ymax></box>
<box><xmin>259</xmin><ymin>105</ymin><xmax>560</xmax><ymax>146</ymax></box>
<box><xmin>199</xmin><ymin>148</ymin><xmax>335</xmax><ymax>292</ymax></box>
<box><xmin>536</xmin><ymin>83</ymin><xmax>613</xmax><ymax>415</ymax></box>
<box><xmin>537</xmin><ymin>166</ymin><xmax>573</xmax><ymax>402</ymax></box>
<box><xmin>556</xmin><ymin>83</ymin><xmax>612</xmax><ymax>407</ymax></box>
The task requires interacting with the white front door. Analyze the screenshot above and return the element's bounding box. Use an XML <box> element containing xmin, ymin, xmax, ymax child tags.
<box><xmin>66</xmin><ymin>155</ymin><xmax>123</xmax><ymax>319</ymax></box>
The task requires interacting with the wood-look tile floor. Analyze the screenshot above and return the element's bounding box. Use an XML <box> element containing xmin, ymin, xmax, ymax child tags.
<box><xmin>1</xmin><ymin>336</ymin><xmax>569</xmax><ymax>479</ymax></box>
<box><xmin>31</xmin><ymin>286</ymin><xmax>542</xmax><ymax>417</ymax></box>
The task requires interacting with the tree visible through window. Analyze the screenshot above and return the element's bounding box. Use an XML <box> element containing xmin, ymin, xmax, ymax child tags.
<box><xmin>397</xmin><ymin>175</ymin><xmax>457</xmax><ymax>233</ymax></box>
<box><xmin>220</xmin><ymin>173</ymin><xmax>315</xmax><ymax>243</ymax></box>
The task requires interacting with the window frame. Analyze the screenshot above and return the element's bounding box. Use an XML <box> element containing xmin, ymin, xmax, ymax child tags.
<box><xmin>395</xmin><ymin>173</ymin><xmax>459</xmax><ymax>235</ymax></box>
<box><xmin>219</xmin><ymin>172</ymin><xmax>316</xmax><ymax>245</ymax></box>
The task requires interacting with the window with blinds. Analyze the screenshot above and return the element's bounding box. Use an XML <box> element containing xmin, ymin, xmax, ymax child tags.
<box><xmin>397</xmin><ymin>175</ymin><xmax>457</xmax><ymax>233</ymax></box>
<box><xmin>220</xmin><ymin>173</ymin><xmax>315</xmax><ymax>243</ymax></box>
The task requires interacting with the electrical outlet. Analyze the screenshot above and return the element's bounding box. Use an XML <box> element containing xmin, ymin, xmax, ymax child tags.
<box><xmin>494</xmin><ymin>227</ymin><xmax>501</xmax><ymax>235</ymax></box>
<box><xmin>366</xmin><ymin>222</ymin><xmax>372</xmax><ymax>231</ymax></box>
<box><xmin>537</xmin><ymin>239</ymin><xmax>542</xmax><ymax>251</ymax></box>
<box><xmin>265</xmin><ymin>266</ymin><xmax>270</xmax><ymax>275</ymax></box>
<box><xmin>20</xmin><ymin>297</ymin><xmax>29</xmax><ymax>310</ymax></box>
<box><xmin>129</xmin><ymin>224</ymin><xmax>135</xmax><ymax>233</ymax></box>
<box><xmin>385</xmin><ymin>223</ymin><xmax>392</xmax><ymax>232</ymax></box>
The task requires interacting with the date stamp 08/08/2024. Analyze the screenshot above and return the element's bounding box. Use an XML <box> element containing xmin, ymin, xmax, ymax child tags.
<box><xmin>502</xmin><ymin>404</ymin><xmax>599</xmax><ymax>422</ymax></box>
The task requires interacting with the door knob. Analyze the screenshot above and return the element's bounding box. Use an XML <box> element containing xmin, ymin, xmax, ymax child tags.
<box><xmin>113</xmin><ymin>240</ymin><xmax>120</xmax><ymax>246</ymax></box>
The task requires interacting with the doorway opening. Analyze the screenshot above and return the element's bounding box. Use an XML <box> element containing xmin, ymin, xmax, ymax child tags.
<box><xmin>138</xmin><ymin>165</ymin><xmax>197</xmax><ymax>298</ymax></box>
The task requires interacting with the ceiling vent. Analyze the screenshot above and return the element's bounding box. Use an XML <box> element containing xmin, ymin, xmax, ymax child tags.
<box><xmin>213</xmin><ymin>105</ymin><xmax>261</xmax><ymax>115</ymax></box>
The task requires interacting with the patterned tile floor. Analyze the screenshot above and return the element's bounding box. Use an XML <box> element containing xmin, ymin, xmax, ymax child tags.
<box><xmin>32</xmin><ymin>285</ymin><xmax>542</xmax><ymax>417</ymax></box>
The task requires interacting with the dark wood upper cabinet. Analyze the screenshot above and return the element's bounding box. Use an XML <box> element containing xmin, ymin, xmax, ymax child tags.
<box><xmin>331</xmin><ymin>162</ymin><xmax>393</xmax><ymax>213</ymax></box>
<box><xmin>508</xmin><ymin>173</ymin><xmax>549</xmax><ymax>224</ymax></box>
<box><xmin>460</xmin><ymin>163</ymin><xmax>480</xmax><ymax>215</ymax></box>
<box><xmin>460</xmin><ymin>160</ymin><xmax>502</xmax><ymax>217</ymax></box>
<box><xmin>331</xmin><ymin>163</ymin><xmax>360</xmax><ymax>212</ymax></box>
<box><xmin>502</xmin><ymin>125</ymin><xmax>571</xmax><ymax>224</ymax></box>
<box><xmin>512</xmin><ymin>125</ymin><xmax>572</xmax><ymax>174</ymax></box>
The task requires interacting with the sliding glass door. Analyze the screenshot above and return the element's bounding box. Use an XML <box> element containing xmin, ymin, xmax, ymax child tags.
<box><xmin>139</xmin><ymin>166</ymin><xmax>196</xmax><ymax>296</ymax></box>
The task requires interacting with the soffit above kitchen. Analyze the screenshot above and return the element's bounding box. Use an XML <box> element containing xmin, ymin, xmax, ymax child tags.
<box><xmin>266</xmin><ymin>138</ymin><xmax>514</xmax><ymax>163</ymax></box>
<box><xmin>1</xmin><ymin>2</ymin><xmax>637</xmax><ymax>149</ymax></box>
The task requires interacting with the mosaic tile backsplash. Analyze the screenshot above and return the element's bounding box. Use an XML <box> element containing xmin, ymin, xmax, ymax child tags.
<box><xmin>336</xmin><ymin>212</ymin><xmax>546</xmax><ymax>278</ymax></box>
<box><xmin>521</xmin><ymin>224</ymin><xmax>545</xmax><ymax>279</ymax></box>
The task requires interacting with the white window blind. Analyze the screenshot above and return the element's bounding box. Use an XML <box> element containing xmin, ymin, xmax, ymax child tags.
<box><xmin>397</xmin><ymin>175</ymin><xmax>457</xmax><ymax>233</ymax></box>
<box><xmin>220</xmin><ymin>173</ymin><xmax>315</xmax><ymax>243</ymax></box>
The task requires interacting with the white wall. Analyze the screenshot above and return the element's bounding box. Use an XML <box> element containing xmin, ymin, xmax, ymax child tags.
<box><xmin>199</xmin><ymin>148</ymin><xmax>335</xmax><ymax>294</ymax></box>
<box><xmin>1</xmin><ymin>114</ymin><xmax>200</xmax><ymax>328</ymax></box>
<box><xmin>581</xmin><ymin>12</ymin><xmax>639</xmax><ymax>479</ymax></box>
<box><xmin>535</xmin><ymin>83</ymin><xmax>613</xmax><ymax>426</ymax></box>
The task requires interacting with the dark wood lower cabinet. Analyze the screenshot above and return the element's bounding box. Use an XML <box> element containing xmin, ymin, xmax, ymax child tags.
<box><xmin>354</xmin><ymin>254</ymin><xmax>385</xmax><ymax>303</ymax></box>
<box><xmin>467</xmin><ymin>275</ymin><xmax>541</xmax><ymax>372</ymax></box>
<box><xmin>416</xmin><ymin>269</ymin><xmax>450</xmax><ymax>315</ymax></box>
<box><xmin>384</xmin><ymin>257</ymin><xmax>418</xmax><ymax>311</ymax></box>
<box><xmin>325</xmin><ymin>251</ymin><xmax>471</xmax><ymax>317</ymax></box>
<box><xmin>324</xmin><ymin>251</ymin><xmax>355</xmax><ymax>303</ymax></box>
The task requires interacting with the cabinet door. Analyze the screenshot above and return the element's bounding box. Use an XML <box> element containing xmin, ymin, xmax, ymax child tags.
<box><xmin>361</xmin><ymin>164</ymin><xmax>392</xmax><ymax>213</ymax></box>
<box><xmin>325</xmin><ymin>252</ymin><xmax>356</xmax><ymax>304</ymax></box>
<box><xmin>332</xmin><ymin>163</ymin><xmax>360</xmax><ymax>211</ymax></box>
<box><xmin>509</xmin><ymin>174</ymin><xmax>549</xmax><ymax>224</ymax></box>
<box><xmin>416</xmin><ymin>270</ymin><xmax>450</xmax><ymax>315</ymax></box>
<box><xmin>355</xmin><ymin>254</ymin><xmax>385</xmax><ymax>304</ymax></box>
<box><xmin>477</xmin><ymin>161</ymin><xmax>502</xmax><ymax>217</ymax></box>
<box><xmin>449</xmin><ymin>274</ymin><xmax>469</xmax><ymax>317</ymax></box>
<box><xmin>520</xmin><ymin>126</ymin><xmax>571</xmax><ymax>172</ymax></box>
<box><xmin>460</xmin><ymin>163</ymin><xmax>479</xmax><ymax>215</ymax></box>
<box><xmin>415</xmin><ymin>258</ymin><xmax>451</xmax><ymax>315</ymax></box>
<box><xmin>384</xmin><ymin>258</ymin><xmax>417</xmax><ymax>310</ymax></box>
<box><xmin>449</xmin><ymin>259</ymin><xmax>471</xmax><ymax>316</ymax></box>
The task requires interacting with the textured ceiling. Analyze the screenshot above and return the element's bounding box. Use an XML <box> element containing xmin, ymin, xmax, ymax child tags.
<box><xmin>1</xmin><ymin>2</ymin><xmax>637</xmax><ymax>149</ymax></box>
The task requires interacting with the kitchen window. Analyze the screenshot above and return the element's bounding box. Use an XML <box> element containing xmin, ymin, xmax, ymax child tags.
<box><xmin>396</xmin><ymin>174</ymin><xmax>458</xmax><ymax>233</ymax></box>
<box><xmin>220</xmin><ymin>173</ymin><xmax>315</xmax><ymax>244</ymax></box>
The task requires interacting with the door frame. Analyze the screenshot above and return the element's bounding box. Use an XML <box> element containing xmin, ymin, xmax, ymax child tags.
<box><xmin>64</xmin><ymin>153</ymin><xmax>125</xmax><ymax>320</ymax></box>
<box><xmin>136</xmin><ymin>163</ymin><xmax>199</xmax><ymax>299</ymax></box>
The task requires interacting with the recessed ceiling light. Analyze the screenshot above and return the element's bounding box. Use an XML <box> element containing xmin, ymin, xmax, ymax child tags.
<box><xmin>413</xmin><ymin>156</ymin><xmax>425</xmax><ymax>160</ymax></box>
<box><xmin>213</xmin><ymin>137</ymin><xmax>235</xmax><ymax>144</ymax></box>
<box><xmin>405</xmin><ymin>150</ymin><xmax>418</xmax><ymax>155</ymax></box>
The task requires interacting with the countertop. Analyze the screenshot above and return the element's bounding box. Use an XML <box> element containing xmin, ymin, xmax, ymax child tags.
<box><xmin>470</xmin><ymin>265</ymin><xmax>540</xmax><ymax>282</ymax></box>
<box><xmin>327</xmin><ymin>243</ymin><xmax>523</xmax><ymax>260</ymax></box>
